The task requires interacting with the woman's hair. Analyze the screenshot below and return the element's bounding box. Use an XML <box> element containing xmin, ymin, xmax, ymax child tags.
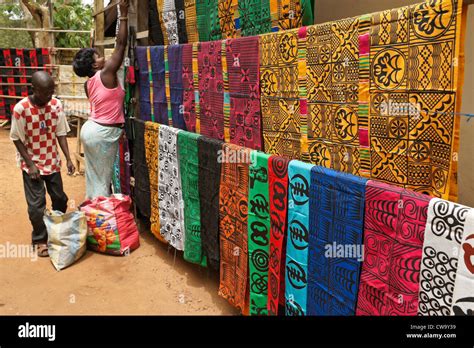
<box><xmin>72</xmin><ymin>48</ymin><xmax>96</xmax><ymax>78</ymax></box>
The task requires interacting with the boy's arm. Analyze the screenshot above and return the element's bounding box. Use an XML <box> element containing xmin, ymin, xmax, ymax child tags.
<box><xmin>57</xmin><ymin>136</ymin><xmax>75</xmax><ymax>175</ymax></box>
<box><xmin>12</xmin><ymin>140</ymin><xmax>40</xmax><ymax>180</ymax></box>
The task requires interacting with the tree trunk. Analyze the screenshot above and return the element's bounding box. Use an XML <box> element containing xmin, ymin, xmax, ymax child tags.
<box><xmin>20</xmin><ymin>0</ymin><xmax>53</xmax><ymax>48</ymax></box>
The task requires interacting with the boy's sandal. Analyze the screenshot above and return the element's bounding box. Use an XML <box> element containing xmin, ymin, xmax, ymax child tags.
<box><xmin>36</xmin><ymin>244</ymin><xmax>49</xmax><ymax>258</ymax></box>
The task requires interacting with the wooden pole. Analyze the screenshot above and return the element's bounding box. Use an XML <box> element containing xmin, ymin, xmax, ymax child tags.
<box><xmin>95</xmin><ymin>0</ymin><xmax>105</xmax><ymax>56</ymax></box>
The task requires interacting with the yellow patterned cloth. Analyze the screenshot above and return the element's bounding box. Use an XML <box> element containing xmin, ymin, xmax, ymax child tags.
<box><xmin>184</xmin><ymin>0</ymin><xmax>199</xmax><ymax>43</ymax></box>
<box><xmin>144</xmin><ymin>121</ymin><xmax>168</xmax><ymax>244</ymax></box>
<box><xmin>261</xmin><ymin>0</ymin><xmax>466</xmax><ymax>200</ymax></box>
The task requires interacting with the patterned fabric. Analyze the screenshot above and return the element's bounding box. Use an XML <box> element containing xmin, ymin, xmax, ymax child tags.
<box><xmin>119</xmin><ymin>133</ymin><xmax>132</xmax><ymax>196</ymax></box>
<box><xmin>285</xmin><ymin>160</ymin><xmax>313</xmax><ymax>316</ymax></box>
<box><xmin>261</xmin><ymin>0</ymin><xmax>465</xmax><ymax>200</ymax></box>
<box><xmin>226</xmin><ymin>36</ymin><xmax>263</xmax><ymax>150</ymax></box>
<box><xmin>356</xmin><ymin>180</ymin><xmax>431</xmax><ymax>316</ymax></box>
<box><xmin>136</xmin><ymin>46</ymin><xmax>168</xmax><ymax>123</ymax></box>
<box><xmin>198</xmin><ymin>136</ymin><xmax>223</xmax><ymax>271</ymax></box>
<box><xmin>267</xmin><ymin>155</ymin><xmax>289</xmax><ymax>315</ymax></box>
<box><xmin>308</xmin><ymin>166</ymin><xmax>367</xmax><ymax>316</ymax></box>
<box><xmin>260</xmin><ymin>29</ymin><xmax>302</xmax><ymax>160</ymax></box>
<box><xmin>198</xmin><ymin>41</ymin><xmax>224</xmax><ymax>140</ymax></box>
<box><xmin>136</xmin><ymin>47</ymin><xmax>152</xmax><ymax>122</ymax></box>
<box><xmin>168</xmin><ymin>45</ymin><xmax>187</xmax><ymax>129</ymax></box>
<box><xmin>158</xmin><ymin>125</ymin><xmax>185</xmax><ymax>250</ymax></box>
<box><xmin>248</xmin><ymin>151</ymin><xmax>271</xmax><ymax>315</ymax></box>
<box><xmin>182</xmin><ymin>44</ymin><xmax>197</xmax><ymax>132</ymax></box>
<box><xmin>149</xmin><ymin>0</ymin><xmax>165</xmax><ymax>45</ymax></box>
<box><xmin>178</xmin><ymin>131</ymin><xmax>207</xmax><ymax>266</ymax></box>
<box><xmin>218</xmin><ymin>0</ymin><xmax>240</xmax><ymax>38</ymax></box>
<box><xmin>184</xmin><ymin>0</ymin><xmax>199</xmax><ymax>43</ymax></box>
<box><xmin>367</xmin><ymin>0</ymin><xmax>464</xmax><ymax>201</ymax></box>
<box><xmin>218</xmin><ymin>143</ymin><xmax>250</xmax><ymax>314</ymax></box>
<box><xmin>150</xmin><ymin>0</ymin><xmax>311</xmax><ymax>43</ymax></box>
<box><xmin>144</xmin><ymin>121</ymin><xmax>167</xmax><ymax>243</ymax></box>
<box><xmin>132</xmin><ymin>119</ymin><xmax>151</xmax><ymax>219</ymax></box>
<box><xmin>175</xmin><ymin>0</ymin><xmax>189</xmax><ymax>43</ymax></box>
<box><xmin>196</xmin><ymin>0</ymin><xmax>221</xmax><ymax>42</ymax></box>
<box><xmin>239</xmin><ymin>0</ymin><xmax>271</xmax><ymax>37</ymax></box>
<box><xmin>418</xmin><ymin>198</ymin><xmax>471</xmax><ymax>315</ymax></box>
<box><xmin>452</xmin><ymin>210</ymin><xmax>474</xmax><ymax>316</ymax></box>
<box><xmin>10</xmin><ymin>97</ymin><xmax>69</xmax><ymax>175</ymax></box>
<box><xmin>0</xmin><ymin>48</ymin><xmax>51</xmax><ymax>120</ymax></box>
<box><xmin>112</xmin><ymin>146</ymin><xmax>122</xmax><ymax>194</ymax></box>
<box><xmin>162</xmin><ymin>0</ymin><xmax>180</xmax><ymax>45</ymax></box>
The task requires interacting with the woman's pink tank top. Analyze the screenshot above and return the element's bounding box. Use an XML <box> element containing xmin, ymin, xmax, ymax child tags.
<box><xmin>88</xmin><ymin>70</ymin><xmax>125</xmax><ymax>124</ymax></box>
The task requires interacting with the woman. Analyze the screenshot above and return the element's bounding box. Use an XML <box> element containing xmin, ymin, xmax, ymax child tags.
<box><xmin>72</xmin><ymin>0</ymin><xmax>129</xmax><ymax>199</ymax></box>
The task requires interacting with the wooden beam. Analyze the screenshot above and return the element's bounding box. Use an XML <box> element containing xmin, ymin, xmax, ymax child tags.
<box><xmin>95</xmin><ymin>38</ymin><xmax>116</xmax><ymax>46</ymax></box>
<box><xmin>95</xmin><ymin>0</ymin><xmax>105</xmax><ymax>56</ymax></box>
<box><xmin>93</xmin><ymin>0</ymin><xmax>119</xmax><ymax>17</ymax></box>
<box><xmin>136</xmin><ymin>30</ymin><xmax>149</xmax><ymax>39</ymax></box>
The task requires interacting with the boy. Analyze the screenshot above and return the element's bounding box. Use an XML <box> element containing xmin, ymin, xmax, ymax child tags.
<box><xmin>10</xmin><ymin>71</ymin><xmax>75</xmax><ymax>257</ymax></box>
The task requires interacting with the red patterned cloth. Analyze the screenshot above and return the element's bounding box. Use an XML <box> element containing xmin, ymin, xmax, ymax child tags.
<box><xmin>267</xmin><ymin>155</ymin><xmax>289</xmax><ymax>315</ymax></box>
<box><xmin>198</xmin><ymin>41</ymin><xmax>224</xmax><ymax>140</ymax></box>
<box><xmin>356</xmin><ymin>180</ymin><xmax>431</xmax><ymax>316</ymax></box>
<box><xmin>182</xmin><ymin>43</ymin><xmax>196</xmax><ymax>132</ymax></box>
<box><xmin>226</xmin><ymin>36</ymin><xmax>262</xmax><ymax>150</ymax></box>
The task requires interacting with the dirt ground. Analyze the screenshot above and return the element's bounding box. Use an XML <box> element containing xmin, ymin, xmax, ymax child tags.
<box><xmin>0</xmin><ymin>128</ymin><xmax>238</xmax><ymax>315</ymax></box>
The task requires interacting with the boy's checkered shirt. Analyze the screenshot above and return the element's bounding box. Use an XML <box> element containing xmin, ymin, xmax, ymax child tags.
<box><xmin>10</xmin><ymin>97</ymin><xmax>70</xmax><ymax>175</ymax></box>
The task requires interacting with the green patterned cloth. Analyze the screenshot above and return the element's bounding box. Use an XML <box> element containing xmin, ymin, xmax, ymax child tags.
<box><xmin>240</xmin><ymin>0</ymin><xmax>271</xmax><ymax>37</ymax></box>
<box><xmin>178</xmin><ymin>131</ymin><xmax>207</xmax><ymax>267</ymax></box>
<box><xmin>196</xmin><ymin>0</ymin><xmax>221</xmax><ymax>42</ymax></box>
<box><xmin>248</xmin><ymin>151</ymin><xmax>271</xmax><ymax>315</ymax></box>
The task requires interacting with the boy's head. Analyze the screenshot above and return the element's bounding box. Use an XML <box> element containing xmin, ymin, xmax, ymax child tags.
<box><xmin>31</xmin><ymin>71</ymin><xmax>55</xmax><ymax>107</ymax></box>
<box><xmin>72</xmin><ymin>48</ymin><xmax>105</xmax><ymax>78</ymax></box>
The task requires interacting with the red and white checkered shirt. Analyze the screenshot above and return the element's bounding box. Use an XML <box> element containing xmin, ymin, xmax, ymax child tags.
<box><xmin>10</xmin><ymin>97</ymin><xmax>70</xmax><ymax>176</ymax></box>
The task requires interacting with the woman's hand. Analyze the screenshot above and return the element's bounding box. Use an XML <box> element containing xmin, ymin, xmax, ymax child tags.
<box><xmin>119</xmin><ymin>0</ymin><xmax>129</xmax><ymax>16</ymax></box>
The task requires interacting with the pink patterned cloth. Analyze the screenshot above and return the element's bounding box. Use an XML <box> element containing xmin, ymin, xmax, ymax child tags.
<box><xmin>356</xmin><ymin>180</ymin><xmax>431</xmax><ymax>316</ymax></box>
<box><xmin>198</xmin><ymin>41</ymin><xmax>224</xmax><ymax>140</ymax></box>
<box><xmin>226</xmin><ymin>36</ymin><xmax>262</xmax><ymax>150</ymax></box>
<box><xmin>182</xmin><ymin>43</ymin><xmax>196</xmax><ymax>132</ymax></box>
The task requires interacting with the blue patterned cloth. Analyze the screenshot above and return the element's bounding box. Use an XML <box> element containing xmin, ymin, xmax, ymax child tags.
<box><xmin>168</xmin><ymin>45</ymin><xmax>186</xmax><ymax>130</ymax></box>
<box><xmin>285</xmin><ymin>160</ymin><xmax>313</xmax><ymax>316</ymax></box>
<box><xmin>308</xmin><ymin>166</ymin><xmax>368</xmax><ymax>315</ymax></box>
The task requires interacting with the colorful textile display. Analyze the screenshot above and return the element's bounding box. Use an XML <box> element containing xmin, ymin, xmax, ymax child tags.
<box><xmin>149</xmin><ymin>0</ymin><xmax>165</xmax><ymax>45</ymax></box>
<box><xmin>198</xmin><ymin>136</ymin><xmax>223</xmax><ymax>271</ymax></box>
<box><xmin>182</xmin><ymin>43</ymin><xmax>197</xmax><ymax>132</ymax></box>
<box><xmin>168</xmin><ymin>45</ymin><xmax>187</xmax><ymax>129</ymax></box>
<box><xmin>261</xmin><ymin>0</ymin><xmax>466</xmax><ymax>200</ymax></box>
<box><xmin>197</xmin><ymin>0</ymin><xmax>221</xmax><ymax>42</ymax></box>
<box><xmin>267</xmin><ymin>155</ymin><xmax>290</xmax><ymax>315</ymax></box>
<box><xmin>198</xmin><ymin>41</ymin><xmax>224</xmax><ymax>140</ymax></box>
<box><xmin>418</xmin><ymin>198</ymin><xmax>471</xmax><ymax>315</ymax></box>
<box><xmin>145</xmin><ymin>121</ymin><xmax>167</xmax><ymax>242</ymax></box>
<box><xmin>260</xmin><ymin>29</ymin><xmax>302</xmax><ymax>160</ymax></box>
<box><xmin>150</xmin><ymin>0</ymin><xmax>313</xmax><ymax>44</ymax></box>
<box><xmin>226</xmin><ymin>36</ymin><xmax>262</xmax><ymax>150</ymax></box>
<box><xmin>218</xmin><ymin>143</ymin><xmax>251</xmax><ymax>313</ymax></box>
<box><xmin>452</xmin><ymin>210</ymin><xmax>474</xmax><ymax>315</ymax></box>
<box><xmin>0</xmin><ymin>48</ymin><xmax>51</xmax><ymax>120</ymax></box>
<box><xmin>285</xmin><ymin>160</ymin><xmax>313</xmax><ymax>316</ymax></box>
<box><xmin>308</xmin><ymin>166</ymin><xmax>367</xmax><ymax>316</ymax></box>
<box><xmin>119</xmin><ymin>133</ymin><xmax>132</xmax><ymax>196</ymax></box>
<box><xmin>178</xmin><ymin>131</ymin><xmax>207</xmax><ymax>266</ymax></box>
<box><xmin>158</xmin><ymin>125</ymin><xmax>185</xmax><ymax>250</ymax></box>
<box><xmin>132</xmin><ymin>119</ymin><xmax>151</xmax><ymax>219</ymax></box>
<box><xmin>248</xmin><ymin>151</ymin><xmax>271</xmax><ymax>315</ymax></box>
<box><xmin>136</xmin><ymin>46</ymin><xmax>167</xmax><ymax>123</ymax></box>
<box><xmin>356</xmin><ymin>180</ymin><xmax>431</xmax><ymax>316</ymax></box>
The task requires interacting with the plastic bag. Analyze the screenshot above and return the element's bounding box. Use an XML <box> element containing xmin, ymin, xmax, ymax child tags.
<box><xmin>80</xmin><ymin>194</ymin><xmax>140</xmax><ymax>255</ymax></box>
<box><xmin>44</xmin><ymin>210</ymin><xmax>88</xmax><ymax>271</ymax></box>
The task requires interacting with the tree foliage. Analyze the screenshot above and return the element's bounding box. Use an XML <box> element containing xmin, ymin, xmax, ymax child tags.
<box><xmin>0</xmin><ymin>0</ymin><xmax>92</xmax><ymax>48</ymax></box>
